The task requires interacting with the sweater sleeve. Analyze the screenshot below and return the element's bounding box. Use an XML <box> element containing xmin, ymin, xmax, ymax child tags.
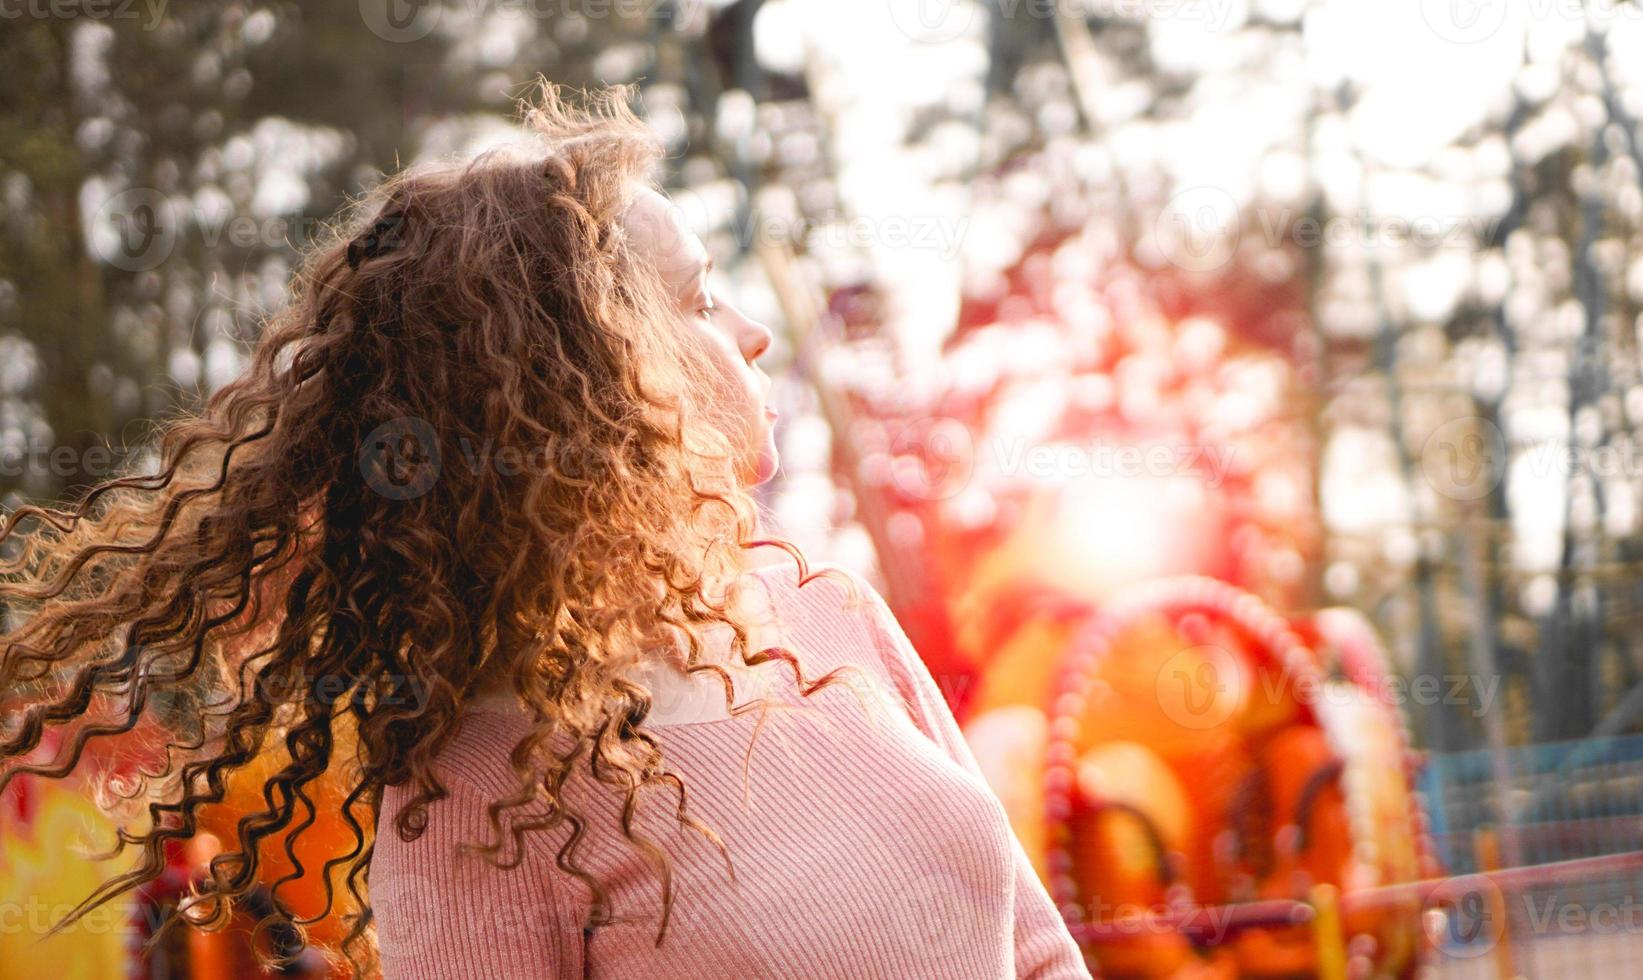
<box><xmin>373</xmin><ymin>773</ymin><xmax>585</xmax><ymax>980</ymax></box>
<box><xmin>836</xmin><ymin>566</ymin><xmax>1094</xmax><ymax>980</ymax></box>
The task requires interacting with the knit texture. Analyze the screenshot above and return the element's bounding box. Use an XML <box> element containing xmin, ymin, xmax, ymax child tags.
<box><xmin>370</xmin><ymin>561</ymin><xmax>1092</xmax><ymax>979</ymax></box>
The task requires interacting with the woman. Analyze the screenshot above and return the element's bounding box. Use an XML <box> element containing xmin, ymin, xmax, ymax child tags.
<box><xmin>0</xmin><ymin>82</ymin><xmax>1090</xmax><ymax>978</ymax></box>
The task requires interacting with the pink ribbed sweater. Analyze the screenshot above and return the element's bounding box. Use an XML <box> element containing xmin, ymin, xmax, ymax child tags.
<box><xmin>370</xmin><ymin>562</ymin><xmax>1092</xmax><ymax>979</ymax></box>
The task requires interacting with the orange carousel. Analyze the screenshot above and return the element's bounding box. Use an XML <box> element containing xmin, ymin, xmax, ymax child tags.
<box><xmin>958</xmin><ymin>573</ymin><xmax>1436</xmax><ymax>979</ymax></box>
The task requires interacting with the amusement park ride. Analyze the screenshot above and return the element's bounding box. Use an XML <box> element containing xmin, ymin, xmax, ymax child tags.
<box><xmin>961</xmin><ymin>571</ymin><xmax>1435</xmax><ymax>979</ymax></box>
<box><xmin>865</xmin><ymin>297</ymin><xmax>1446</xmax><ymax>975</ymax></box>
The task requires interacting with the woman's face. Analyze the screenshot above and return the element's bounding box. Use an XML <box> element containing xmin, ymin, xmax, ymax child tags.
<box><xmin>620</xmin><ymin>187</ymin><xmax>779</xmax><ymax>486</ymax></box>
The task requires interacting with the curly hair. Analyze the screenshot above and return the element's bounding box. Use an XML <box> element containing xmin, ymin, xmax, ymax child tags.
<box><xmin>0</xmin><ymin>79</ymin><xmax>872</xmax><ymax>976</ymax></box>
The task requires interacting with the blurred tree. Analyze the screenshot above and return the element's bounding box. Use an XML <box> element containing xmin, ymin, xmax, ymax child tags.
<box><xmin>0</xmin><ymin>1</ymin><xmax>695</xmax><ymax>508</ymax></box>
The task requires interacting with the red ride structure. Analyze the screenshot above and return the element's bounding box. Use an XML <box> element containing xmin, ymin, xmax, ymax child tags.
<box><xmin>1030</xmin><ymin>576</ymin><xmax>1434</xmax><ymax>978</ymax></box>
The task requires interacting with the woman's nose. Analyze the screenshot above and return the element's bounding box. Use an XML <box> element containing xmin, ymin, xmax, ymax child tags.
<box><xmin>739</xmin><ymin>315</ymin><xmax>773</xmax><ymax>363</ymax></box>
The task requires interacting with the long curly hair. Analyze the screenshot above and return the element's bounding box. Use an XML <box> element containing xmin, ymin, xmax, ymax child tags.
<box><xmin>0</xmin><ymin>79</ymin><xmax>871</xmax><ymax>975</ymax></box>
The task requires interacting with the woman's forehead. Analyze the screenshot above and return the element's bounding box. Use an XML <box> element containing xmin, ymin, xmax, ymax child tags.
<box><xmin>621</xmin><ymin>188</ymin><xmax>707</xmax><ymax>285</ymax></box>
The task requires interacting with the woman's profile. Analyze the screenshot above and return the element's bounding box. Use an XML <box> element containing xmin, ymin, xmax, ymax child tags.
<box><xmin>0</xmin><ymin>81</ymin><xmax>1091</xmax><ymax>979</ymax></box>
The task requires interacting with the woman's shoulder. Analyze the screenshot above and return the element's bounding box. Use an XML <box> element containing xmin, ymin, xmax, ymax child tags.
<box><xmin>375</xmin><ymin>710</ymin><xmax>540</xmax><ymax>829</ymax></box>
<box><xmin>736</xmin><ymin>558</ymin><xmax>895</xmax><ymax>672</ymax></box>
<box><xmin>750</xmin><ymin>559</ymin><xmax>947</xmax><ymax>733</ymax></box>
<box><xmin>740</xmin><ymin>557</ymin><xmax>884</xmax><ymax>631</ymax></box>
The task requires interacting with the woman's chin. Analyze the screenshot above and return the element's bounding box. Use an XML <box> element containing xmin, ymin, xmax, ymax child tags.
<box><xmin>741</xmin><ymin>443</ymin><xmax>780</xmax><ymax>487</ymax></box>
